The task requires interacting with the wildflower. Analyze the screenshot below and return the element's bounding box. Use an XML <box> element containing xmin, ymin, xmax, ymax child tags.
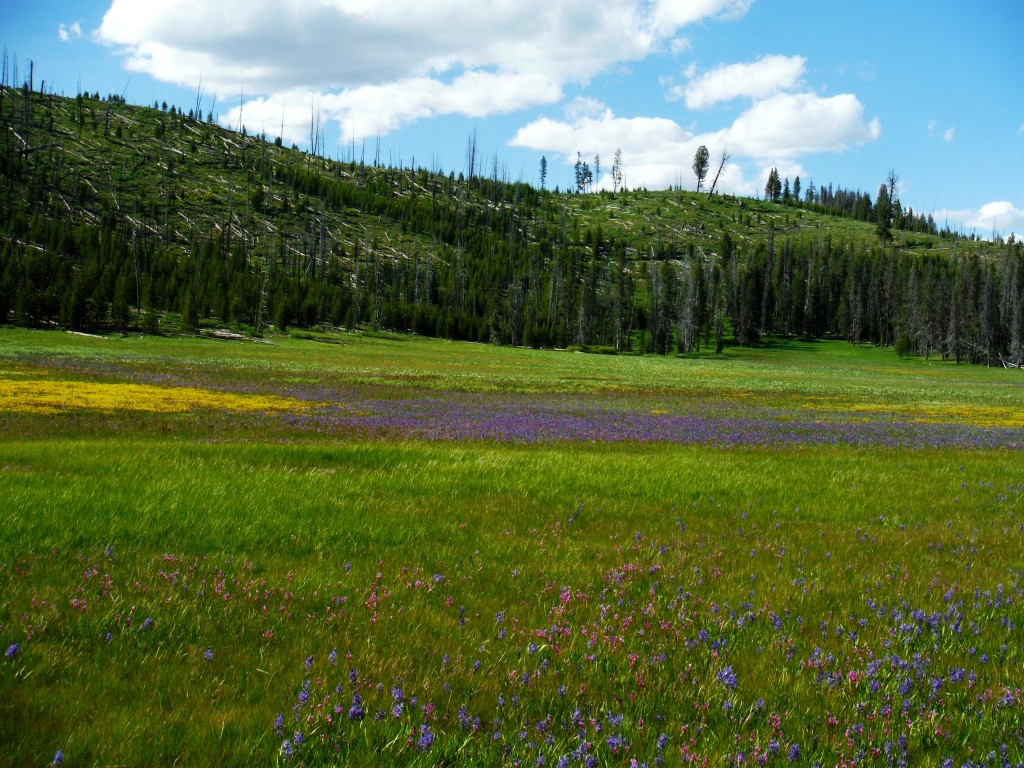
<box><xmin>140</xmin><ymin>617</ymin><xmax>153</xmax><ymax>631</ymax></box>
<box><xmin>5</xmin><ymin>643</ymin><xmax>17</xmax><ymax>659</ymax></box>
<box><xmin>716</xmin><ymin>665</ymin><xmax>738</xmax><ymax>690</ymax></box>
<box><xmin>274</xmin><ymin>713</ymin><xmax>285</xmax><ymax>736</ymax></box>
<box><xmin>347</xmin><ymin>692</ymin><xmax>365</xmax><ymax>721</ymax></box>
<box><xmin>304</xmin><ymin>655</ymin><xmax>313</xmax><ymax>671</ymax></box>
<box><xmin>204</xmin><ymin>648</ymin><xmax>213</xmax><ymax>662</ymax></box>
<box><xmin>328</xmin><ymin>648</ymin><xmax>338</xmax><ymax>666</ymax></box>
<box><xmin>53</xmin><ymin>750</ymin><xmax>64</xmax><ymax>765</ymax></box>
<box><xmin>788</xmin><ymin>743</ymin><xmax>801</xmax><ymax>761</ymax></box>
<box><xmin>415</xmin><ymin>723</ymin><xmax>434</xmax><ymax>751</ymax></box>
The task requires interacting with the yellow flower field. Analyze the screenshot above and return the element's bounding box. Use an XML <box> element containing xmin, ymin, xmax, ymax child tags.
<box><xmin>0</xmin><ymin>378</ymin><xmax>308</xmax><ymax>414</ymax></box>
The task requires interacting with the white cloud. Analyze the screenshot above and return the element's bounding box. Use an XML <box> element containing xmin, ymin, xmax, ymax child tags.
<box><xmin>723</xmin><ymin>92</ymin><xmax>880</xmax><ymax>159</ymax></box>
<box><xmin>97</xmin><ymin>0</ymin><xmax>752</xmax><ymax>139</ymax></box>
<box><xmin>933</xmin><ymin>202</ymin><xmax>1024</xmax><ymax>238</ymax></box>
<box><xmin>511</xmin><ymin>89</ymin><xmax>878</xmax><ymax>193</ymax></box>
<box><xmin>928</xmin><ymin>120</ymin><xmax>955</xmax><ymax>142</ymax></box>
<box><xmin>58</xmin><ymin>22</ymin><xmax>82</xmax><ymax>42</ymax></box>
<box><xmin>229</xmin><ymin>71</ymin><xmax>562</xmax><ymax>145</ymax></box>
<box><xmin>564</xmin><ymin>97</ymin><xmax>609</xmax><ymax>122</ymax></box>
<box><xmin>674</xmin><ymin>54</ymin><xmax>805</xmax><ymax>109</ymax></box>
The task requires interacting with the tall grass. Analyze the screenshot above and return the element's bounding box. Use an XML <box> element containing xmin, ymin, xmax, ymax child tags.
<box><xmin>1</xmin><ymin>330</ymin><xmax>1023</xmax><ymax>766</ymax></box>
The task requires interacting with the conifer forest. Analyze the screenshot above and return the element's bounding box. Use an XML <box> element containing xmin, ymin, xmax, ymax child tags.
<box><xmin>2</xmin><ymin>79</ymin><xmax>1024</xmax><ymax>365</ymax></box>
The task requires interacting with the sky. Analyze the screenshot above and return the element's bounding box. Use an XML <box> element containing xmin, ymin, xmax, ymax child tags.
<box><xmin>5</xmin><ymin>1</ymin><xmax>1023</xmax><ymax>238</ymax></box>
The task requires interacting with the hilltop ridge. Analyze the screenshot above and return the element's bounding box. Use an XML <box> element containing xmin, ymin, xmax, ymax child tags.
<box><xmin>1</xmin><ymin>83</ymin><xmax>1022</xmax><ymax>364</ymax></box>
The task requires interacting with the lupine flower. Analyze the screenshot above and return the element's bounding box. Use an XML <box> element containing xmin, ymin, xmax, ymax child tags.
<box><xmin>717</xmin><ymin>666</ymin><xmax>738</xmax><ymax>690</ymax></box>
<box><xmin>53</xmin><ymin>750</ymin><xmax>64</xmax><ymax>765</ymax></box>
<box><xmin>415</xmin><ymin>723</ymin><xmax>434</xmax><ymax>751</ymax></box>
<box><xmin>347</xmin><ymin>692</ymin><xmax>365</xmax><ymax>721</ymax></box>
<box><xmin>204</xmin><ymin>648</ymin><xmax>213</xmax><ymax>662</ymax></box>
<box><xmin>5</xmin><ymin>643</ymin><xmax>17</xmax><ymax>659</ymax></box>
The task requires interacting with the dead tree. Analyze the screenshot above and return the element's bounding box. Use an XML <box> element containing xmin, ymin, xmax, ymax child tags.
<box><xmin>706</xmin><ymin>148</ymin><xmax>730</xmax><ymax>198</ymax></box>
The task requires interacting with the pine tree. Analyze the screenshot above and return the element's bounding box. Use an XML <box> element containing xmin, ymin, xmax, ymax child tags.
<box><xmin>692</xmin><ymin>145</ymin><xmax>710</xmax><ymax>193</ymax></box>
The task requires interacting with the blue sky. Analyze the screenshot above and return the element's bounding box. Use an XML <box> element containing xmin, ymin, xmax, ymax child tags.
<box><xmin>6</xmin><ymin>0</ymin><xmax>1023</xmax><ymax>236</ymax></box>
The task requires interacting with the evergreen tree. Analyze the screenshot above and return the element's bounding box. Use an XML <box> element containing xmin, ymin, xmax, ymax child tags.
<box><xmin>692</xmin><ymin>145</ymin><xmax>709</xmax><ymax>193</ymax></box>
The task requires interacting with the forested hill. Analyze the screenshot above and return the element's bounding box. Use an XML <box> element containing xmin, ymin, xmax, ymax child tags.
<box><xmin>2</xmin><ymin>82</ymin><xmax>1023</xmax><ymax>365</ymax></box>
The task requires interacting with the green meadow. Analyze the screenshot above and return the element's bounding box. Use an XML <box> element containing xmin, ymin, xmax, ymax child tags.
<box><xmin>1</xmin><ymin>328</ymin><xmax>1022</xmax><ymax>766</ymax></box>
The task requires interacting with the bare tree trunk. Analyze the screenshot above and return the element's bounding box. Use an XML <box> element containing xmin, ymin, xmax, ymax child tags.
<box><xmin>707</xmin><ymin>149</ymin><xmax>730</xmax><ymax>198</ymax></box>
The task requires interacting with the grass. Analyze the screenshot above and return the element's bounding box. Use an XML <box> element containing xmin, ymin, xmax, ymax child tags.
<box><xmin>1</xmin><ymin>328</ymin><xmax>1023</xmax><ymax>766</ymax></box>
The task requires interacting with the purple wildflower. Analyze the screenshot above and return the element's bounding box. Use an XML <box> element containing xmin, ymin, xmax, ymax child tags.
<box><xmin>347</xmin><ymin>692</ymin><xmax>365</xmax><ymax>721</ymax></box>
<box><xmin>204</xmin><ymin>648</ymin><xmax>213</xmax><ymax>662</ymax></box>
<box><xmin>5</xmin><ymin>643</ymin><xmax>17</xmax><ymax>659</ymax></box>
<box><xmin>53</xmin><ymin>750</ymin><xmax>64</xmax><ymax>765</ymax></box>
<box><xmin>716</xmin><ymin>665</ymin><xmax>738</xmax><ymax>690</ymax></box>
<box><xmin>415</xmin><ymin>723</ymin><xmax>434</xmax><ymax>751</ymax></box>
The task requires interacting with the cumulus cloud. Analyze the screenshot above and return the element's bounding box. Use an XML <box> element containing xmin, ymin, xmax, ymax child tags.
<box><xmin>96</xmin><ymin>0</ymin><xmax>752</xmax><ymax>139</ymax></box>
<box><xmin>511</xmin><ymin>87</ymin><xmax>877</xmax><ymax>194</ymax></box>
<box><xmin>227</xmin><ymin>71</ymin><xmax>562</xmax><ymax>146</ymax></box>
<box><xmin>934</xmin><ymin>202</ymin><xmax>1024</xmax><ymax>238</ymax></box>
<box><xmin>674</xmin><ymin>54</ymin><xmax>805</xmax><ymax>109</ymax></box>
<box><xmin>724</xmin><ymin>92</ymin><xmax>880</xmax><ymax>159</ymax></box>
<box><xmin>58</xmin><ymin>22</ymin><xmax>82</xmax><ymax>42</ymax></box>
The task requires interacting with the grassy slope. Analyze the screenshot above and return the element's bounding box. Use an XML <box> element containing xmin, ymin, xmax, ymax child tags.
<box><xmin>2</xmin><ymin>85</ymin><xmax>994</xmax><ymax>274</ymax></box>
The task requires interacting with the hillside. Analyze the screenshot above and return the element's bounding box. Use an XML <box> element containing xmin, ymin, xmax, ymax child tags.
<box><xmin>1</xmin><ymin>82</ymin><xmax>1022</xmax><ymax>364</ymax></box>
